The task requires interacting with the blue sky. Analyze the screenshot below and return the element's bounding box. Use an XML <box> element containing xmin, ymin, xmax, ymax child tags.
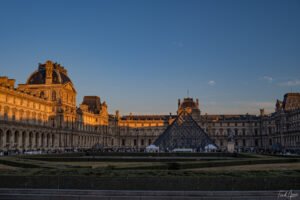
<box><xmin>0</xmin><ymin>0</ymin><xmax>300</xmax><ymax>115</ymax></box>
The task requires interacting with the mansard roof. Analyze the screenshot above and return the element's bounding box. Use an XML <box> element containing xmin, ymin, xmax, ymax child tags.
<box><xmin>203</xmin><ymin>114</ymin><xmax>260</xmax><ymax>121</ymax></box>
<box><xmin>81</xmin><ymin>96</ymin><xmax>102</xmax><ymax>114</ymax></box>
<box><xmin>121</xmin><ymin>115</ymin><xmax>175</xmax><ymax>121</ymax></box>
<box><xmin>282</xmin><ymin>93</ymin><xmax>300</xmax><ymax>111</ymax></box>
<box><xmin>179</xmin><ymin>97</ymin><xmax>199</xmax><ymax>110</ymax></box>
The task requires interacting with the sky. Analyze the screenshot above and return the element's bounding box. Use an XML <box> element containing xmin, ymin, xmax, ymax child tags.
<box><xmin>0</xmin><ymin>0</ymin><xmax>300</xmax><ymax>115</ymax></box>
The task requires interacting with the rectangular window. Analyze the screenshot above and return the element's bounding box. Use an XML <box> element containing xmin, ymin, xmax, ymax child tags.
<box><xmin>255</xmin><ymin>139</ymin><xmax>259</xmax><ymax>146</ymax></box>
<box><xmin>235</xmin><ymin>129</ymin><xmax>238</xmax><ymax>136</ymax></box>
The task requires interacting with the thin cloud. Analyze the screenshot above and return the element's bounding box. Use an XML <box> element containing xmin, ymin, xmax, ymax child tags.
<box><xmin>234</xmin><ymin>101</ymin><xmax>275</xmax><ymax>114</ymax></box>
<box><xmin>279</xmin><ymin>79</ymin><xmax>300</xmax><ymax>87</ymax></box>
<box><xmin>261</xmin><ymin>76</ymin><xmax>273</xmax><ymax>83</ymax></box>
<box><xmin>172</xmin><ymin>41</ymin><xmax>184</xmax><ymax>47</ymax></box>
<box><xmin>202</xmin><ymin>101</ymin><xmax>275</xmax><ymax>115</ymax></box>
<box><xmin>208</xmin><ymin>80</ymin><xmax>216</xmax><ymax>86</ymax></box>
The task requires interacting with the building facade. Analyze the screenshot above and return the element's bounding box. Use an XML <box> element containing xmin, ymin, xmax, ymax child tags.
<box><xmin>0</xmin><ymin>61</ymin><xmax>109</xmax><ymax>152</ymax></box>
<box><xmin>0</xmin><ymin>61</ymin><xmax>299</xmax><ymax>153</ymax></box>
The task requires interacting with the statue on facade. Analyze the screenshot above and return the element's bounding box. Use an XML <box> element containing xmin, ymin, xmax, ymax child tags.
<box><xmin>227</xmin><ymin>130</ymin><xmax>234</xmax><ymax>142</ymax></box>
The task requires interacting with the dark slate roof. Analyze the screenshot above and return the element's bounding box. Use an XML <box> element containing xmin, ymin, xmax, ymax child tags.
<box><xmin>180</xmin><ymin>98</ymin><xmax>198</xmax><ymax>109</ymax></box>
<box><xmin>121</xmin><ymin>115</ymin><xmax>176</xmax><ymax>121</ymax></box>
<box><xmin>27</xmin><ymin>65</ymin><xmax>72</xmax><ymax>85</ymax></box>
<box><xmin>282</xmin><ymin>93</ymin><xmax>300</xmax><ymax>111</ymax></box>
<box><xmin>202</xmin><ymin>114</ymin><xmax>260</xmax><ymax>121</ymax></box>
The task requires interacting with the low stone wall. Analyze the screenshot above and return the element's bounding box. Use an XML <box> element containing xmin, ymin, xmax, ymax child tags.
<box><xmin>1</xmin><ymin>189</ymin><xmax>299</xmax><ymax>200</ymax></box>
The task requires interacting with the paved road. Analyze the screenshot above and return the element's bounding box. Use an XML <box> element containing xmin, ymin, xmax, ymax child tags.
<box><xmin>0</xmin><ymin>189</ymin><xmax>299</xmax><ymax>200</ymax></box>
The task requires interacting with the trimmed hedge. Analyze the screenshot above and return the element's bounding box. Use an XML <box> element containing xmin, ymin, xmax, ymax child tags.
<box><xmin>23</xmin><ymin>157</ymin><xmax>228</xmax><ymax>162</ymax></box>
<box><xmin>0</xmin><ymin>175</ymin><xmax>298</xmax><ymax>190</ymax></box>
<box><xmin>21</xmin><ymin>152</ymin><xmax>254</xmax><ymax>158</ymax></box>
<box><xmin>84</xmin><ymin>152</ymin><xmax>251</xmax><ymax>158</ymax></box>
<box><xmin>0</xmin><ymin>159</ymin><xmax>42</xmax><ymax>168</ymax></box>
<box><xmin>118</xmin><ymin>158</ymin><xmax>300</xmax><ymax>170</ymax></box>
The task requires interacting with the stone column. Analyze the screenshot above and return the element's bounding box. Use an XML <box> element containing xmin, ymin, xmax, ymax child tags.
<box><xmin>36</xmin><ymin>133</ymin><xmax>40</xmax><ymax>149</ymax></box>
<box><xmin>49</xmin><ymin>134</ymin><xmax>52</xmax><ymax>149</ymax></box>
<box><xmin>1</xmin><ymin>131</ymin><xmax>5</xmax><ymax>150</ymax></box>
<box><xmin>9</xmin><ymin>131</ymin><xmax>14</xmax><ymax>150</ymax></box>
<box><xmin>83</xmin><ymin>136</ymin><xmax>85</xmax><ymax>147</ymax></box>
<box><xmin>40</xmin><ymin>133</ymin><xmax>43</xmax><ymax>149</ymax></box>
<box><xmin>65</xmin><ymin>134</ymin><xmax>68</xmax><ymax>148</ymax></box>
<box><xmin>79</xmin><ymin>135</ymin><xmax>82</xmax><ymax>147</ymax></box>
<box><xmin>31</xmin><ymin>132</ymin><xmax>36</xmax><ymax>150</ymax></box>
<box><xmin>24</xmin><ymin>132</ymin><xmax>29</xmax><ymax>150</ymax></box>
<box><xmin>3</xmin><ymin>131</ymin><xmax>7</xmax><ymax>151</ymax></box>
<box><xmin>61</xmin><ymin>133</ymin><xmax>65</xmax><ymax>149</ymax></box>
<box><xmin>43</xmin><ymin>134</ymin><xmax>47</xmax><ymax>149</ymax></box>
<box><xmin>18</xmin><ymin>132</ymin><xmax>23</xmax><ymax>150</ymax></box>
<box><xmin>58</xmin><ymin>133</ymin><xmax>61</xmax><ymax>148</ymax></box>
<box><xmin>52</xmin><ymin>134</ymin><xmax>55</xmax><ymax>148</ymax></box>
<box><xmin>54</xmin><ymin>134</ymin><xmax>58</xmax><ymax>148</ymax></box>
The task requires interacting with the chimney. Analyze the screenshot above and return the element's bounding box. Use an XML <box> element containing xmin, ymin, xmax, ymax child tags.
<box><xmin>260</xmin><ymin>108</ymin><xmax>265</xmax><ymax>116</ymax></box>
<box><xmin>45</xmin><ymin>60</ymin><xmax>53</xmax><ymax>85</ymax></box>
<box><xmin>116</xmin><ymin>110</ymin><xmax>120</xmax><ymax>118</ymax></box>
<box><xmin>178</xmin><ymin>99</ymin><xmax>181</xmax><ymax>108</ymax></box>
<box><xmin>8</xmin><ymin>79</ymin><xmax>15</xmax><ymax>89</ymax></box>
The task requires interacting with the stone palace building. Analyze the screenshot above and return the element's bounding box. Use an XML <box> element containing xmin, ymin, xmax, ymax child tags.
<box><xmin>0</xmin><ymin>61</ymin><xmax>299</xmax><ymax>153</ymax></box>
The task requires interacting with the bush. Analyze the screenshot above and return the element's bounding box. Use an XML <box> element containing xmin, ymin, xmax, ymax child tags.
<box><xmin>166</xmin><ymin>162</ymin><xmax>180</xmax><ymax>170</ymax></box>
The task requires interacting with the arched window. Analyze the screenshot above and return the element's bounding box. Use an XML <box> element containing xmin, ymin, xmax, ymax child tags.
<box><xmin>19</xmin><ymin>110</ymin><xmax>24</xmax><ymax>121</ymax></box>
<box><xmin>6</xmin><ymin>130</ymin><xmax>11</xmax><ymax>144</ymax></box>
<box><xmin>14</xmin><ymin>131</ymin><xmax>19</xmax><ymax>143</ymax></box>
<box><xmin>134</xmin><ymin>139</ymin><xmax>137</xmax><ymax>146</ymax></box>
<box><xmin>234</xmin><ymin>129</ymin><xmax>238</xmax><ymax>136</ymax></box>
<box><xmin>4</xmin><ymin>107</ymin><xmax>9</xmax><ymax>120</ymax></box>
<box><xmin>52</xmin><ymin>134</ymin><xmax>55</xmax><ymax>147</ymax></box>
<box><xmin>22</xmin><ymin>132</ymin><xmax>26</xmax><ymax>147</ymax></box>
<box><xmin>40</xmin><ymin>91</ymin><xmax>45</xmax><ymax>98</ymax></box>
<box><xmin>52</xmin><ymin>91</ymin><xmax>56</xmax><ymax>101</ymax></box>
<box><xmin>29</xmin><ymin>132</ymin><xmax>33</xmax><ymax>147</ymax></box>
<box><xmin>35</xmin><ymin>132</ymin><xmax>38</xmax><ymax>146</ymax></box>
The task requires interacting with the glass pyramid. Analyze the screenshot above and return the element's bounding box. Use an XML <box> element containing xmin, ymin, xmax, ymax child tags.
<box><xmin>154</xmin><ymin>111</ymin><xmax>216</xmax><ymax>152</ymax></box>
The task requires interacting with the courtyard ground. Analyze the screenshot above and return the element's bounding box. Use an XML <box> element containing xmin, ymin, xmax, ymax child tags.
<box><xmin>0</xmin><ymin>152</ymin><xmax>299</xmax><ymax>190</ymax></box>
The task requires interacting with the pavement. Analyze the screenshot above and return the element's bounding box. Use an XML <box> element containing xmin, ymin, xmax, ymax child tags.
<box><xmin>0</xmin><ymin>189</ymin><xmax>299</xmax><ymax>200</ymax></box>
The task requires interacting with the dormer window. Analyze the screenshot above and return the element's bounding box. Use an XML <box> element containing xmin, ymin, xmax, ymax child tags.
<box><xmin>40</xmin><ymin>91</ymin><xmax>45</xmax><ymax>98</ymax></box>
